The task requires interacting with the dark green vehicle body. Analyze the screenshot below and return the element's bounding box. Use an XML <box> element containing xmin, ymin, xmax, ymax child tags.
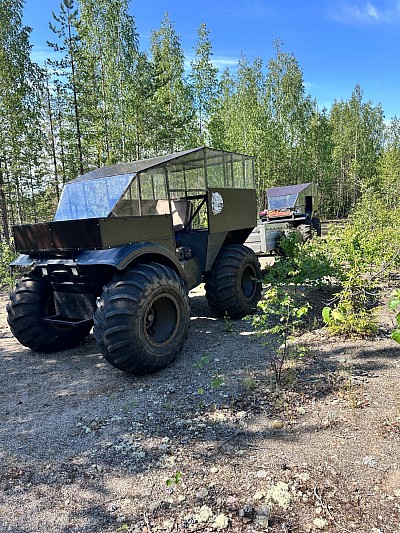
<box><xmin>8</xmin><ymin>147</ymin><xmax>262</xmax><ymax>374</ymax></box>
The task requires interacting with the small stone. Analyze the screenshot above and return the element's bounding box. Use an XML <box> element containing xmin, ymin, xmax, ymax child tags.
<box><xmin>256</xmin><ymin>470</ymin><xmax>268</xmax><ymax>478</ymax></box>
<box><xmin>210</xmin><ymin>466</ymin><xmax>219</xmax><ymax>474</ymax></box>
<box><xmin>196</xmin><ymin>488</ymin><xmax>209</xmax><ymax>499</ymax></box>
<box><xmin>197</xmin><ymin>505</ymin><xmax>213</xmax><ymax>523</ymax></box>
<box><xmin>394</xmin><ymin>489</ymin><xmax>400</xmax><ymax>497</ymax></box>
<box><xmin>255</xmin><ymin>515</ymin><xmax>269</xmax><ymax>528</ymax></box>
<box><xmin>313</xmin><ymin>517</ymin><xmax>328</xmax><ymax>529</ymax></box>
<box><xmin>177</xmin><ymin>495</ymin><xmax>186</xmax><ymax>502</ymax></box>
<box><xmin>212</xmin><ymin>513</ymin><xmax>229</xmax><ymax>529</ymax></box>
<box><xmin>271</xmin><ymin>420</ymin><xmax>283</xmax><ymax>429</ymax></box>
<box><xmin>162</xmin><ymin>519</ymin><xmax>174</xmax><ymax>531</ymax></box>
<box><xmin>238</xmin><ymin>505</ymin><xmax>255</xmax><ymax>518</ymax></box>
<box><xmin>253</xmin><ymin>491</ymin><xmax>265</xmax><ymax>500</ymax></box>
<box><xmin>257</xmin><ymin>505</ymin><xmax>270</xmax><ymax>518</ymax></box>
<box><xmin>362</xmin><ymin>456</ymin><xmax>376</xmax><ymax>467</ymax></box>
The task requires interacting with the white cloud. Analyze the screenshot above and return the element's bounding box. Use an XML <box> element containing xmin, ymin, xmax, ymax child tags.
<box><xmin>31</xmin><ymin>46</ymin><xmax>58</xmax><ymax>66</ymax></box>
<box><xmin>184</xmin><ymin>52</ymin><xmax>239</xmax><ymax>71</ymax></box>
<box><xmin>333</xmin><ymin>1</ymin><xmax>400</xmax><ymax>24</ymax></box>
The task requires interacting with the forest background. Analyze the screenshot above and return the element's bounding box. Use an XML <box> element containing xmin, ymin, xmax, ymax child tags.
<box><xmin>0</xmin><ymin>0</ymin><xmax>399</xmax><ymax>246</ymax></box>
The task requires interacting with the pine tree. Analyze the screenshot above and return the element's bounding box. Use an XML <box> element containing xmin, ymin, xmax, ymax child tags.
<box><xmin>378</xmin><ymin>117</ymin><xmax>400</xmax><ymax>204</ymax></box>
<box><xmin>78</xmin><ymin>0</ymin><xmax>140</xmax><ymax>164</ymax></box>
<box><xmin>189</xmin><ymin>22</ymin><xmax>219</xmax><ymax>144</ymax></box>
<box><xmin>264</xmin><ymin>41</ymin><xmax>314</xmax><ymax>187</ymax></box>
<box><xmin>330</xmin><ymin>85</ymin><xmax>384</xmax><ymax>215</ymax></box>
<box><xmin>48</xmin><ymin>0</ymin><xmax>84</xmax><ymax>175</ymax></box>
<box><xmin>150</xmin><ymin>13</ymin><xmax>196</xmax><ymax>153</ymax></box>
<box><xmin>0</xmin><ymin>0</ymin><xmax>44</xmax><ymax>242</ymax></box>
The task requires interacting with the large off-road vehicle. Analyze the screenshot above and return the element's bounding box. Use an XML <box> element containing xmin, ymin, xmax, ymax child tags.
<box><xmin>7</xmin><ymin>147</ymin><xmax>262</xmax><ymax>374</ymax></box>
<box><xmin>245</xmin><ymin>182</ymin><xmax>321</xmax><ymax>254</ymax></box>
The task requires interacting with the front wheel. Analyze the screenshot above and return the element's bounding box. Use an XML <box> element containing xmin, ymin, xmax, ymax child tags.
<box><xmin>7</xmin><ymin>271</ymin><xmax>93</xmax><ymax>352</ymax></box>
<box><xmin>205</xmin><ymin>244</ymin><xmax>262</xmax><ymax>319</ymax></box>
<box><xmin>93</xmin><ymin>263</ymin><xmax>190</xmax><ymax>374</ymax></box>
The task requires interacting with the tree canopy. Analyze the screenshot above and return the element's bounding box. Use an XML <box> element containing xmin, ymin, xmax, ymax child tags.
<box><xmin>0</xmin><ymin>0</ymin><xmax>397</xmax><ymax>243</ymax></box>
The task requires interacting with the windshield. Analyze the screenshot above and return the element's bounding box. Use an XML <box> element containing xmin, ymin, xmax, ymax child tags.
<box><xmin>54</xmin><ymin>174</ymin><xmax>133</xmax><ymax>221</ymax></box>
<box><xmin>268</xmin><ymin>193</ymin><xmax>298</xmax><ymax>210</ymax></box>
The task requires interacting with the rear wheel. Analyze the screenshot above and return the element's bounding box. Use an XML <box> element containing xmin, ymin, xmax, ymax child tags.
<box><xmin>205</xmin><ymin>244</ymin><xmax>262</xmax><ymax>319</ymax></box>
<box><xmin>7</xmin><ymin>271</ymin><xmax>93</xmax><ymax>352</ymax></box>
<box><xmin>93</xmin><ymin>263</ymin><xmax>190</xmax><ymax>374</ymax></box>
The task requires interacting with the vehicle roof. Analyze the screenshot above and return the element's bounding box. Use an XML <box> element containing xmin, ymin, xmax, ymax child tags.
<box><xmin>267</xmin><ymin>183</ymin><xmax>312</xmax><ymax>197</ymax></box>
<box><xmin>72</xmin><ymin>147</ymin><xmax>252</xmax><ymax>183</ymax></box>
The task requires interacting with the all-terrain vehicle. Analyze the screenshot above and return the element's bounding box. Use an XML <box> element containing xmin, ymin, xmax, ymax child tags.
<box><xmin>7</xmin><ymin>147</ymin><xmax>262</xmax><ymax>374</ymax></box>
<box><xmin>245</xmin><ymin>182</ymin><xmax>321</xmax><ymax>254</ymax></box>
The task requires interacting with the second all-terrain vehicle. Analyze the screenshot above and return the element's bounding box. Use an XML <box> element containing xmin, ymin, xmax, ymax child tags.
<box><xmin>245</xmin><ymin>182</ymin><xmax>321</xmax><ymax>254</ymax></box>
<box><xmin>7</xmin><ymin>147</ymin><xmax>262</xmax><ymax>374</ymax></box>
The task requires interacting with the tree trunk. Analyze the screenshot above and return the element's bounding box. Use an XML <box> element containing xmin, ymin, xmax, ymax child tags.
<box><xmin>0</xmin><ymin>162</ymin><xmax>10</xmax><ymax>244</ymax></box>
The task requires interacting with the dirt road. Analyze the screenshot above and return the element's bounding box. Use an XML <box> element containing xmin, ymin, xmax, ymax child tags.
<box><xmin>1</xmin><ymin>285</ymin><xmax>400</xmax><ymax>532</ymax></box>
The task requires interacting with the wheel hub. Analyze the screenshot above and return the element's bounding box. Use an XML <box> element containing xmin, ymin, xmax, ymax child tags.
<box><xmin>144</xmin><ymin>294</ymin><xmax>180</xmax><ymax>347</ymax></box>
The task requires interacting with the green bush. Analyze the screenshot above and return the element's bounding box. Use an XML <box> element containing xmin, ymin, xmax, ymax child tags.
<box><xmin>0</xmin><ymin>242</ymin><xmax>16</xmax><ymax>288</ymax></box>
<box><xmin>389</xmin><ymin>290</ymin><xmax>400</xmax><ymax>344</ymax></box>
<box><xmin>321</xmin><ymin>189</ymin><xmax>400</xmax><ymax>336</ymax></box>
<box><xmin>251</xmin><ymin>285</ymin><xmax>310</xmax><ymax>387</ymax></box>
<box><xmin>264</xmin><ymin>231</ymin><xmax>341</xmax><ymax>287</ymax></box>
<box><xmin>251</xmin><ymin>234</ymin><xmax>338</xmax><ymax>386</ymax></box>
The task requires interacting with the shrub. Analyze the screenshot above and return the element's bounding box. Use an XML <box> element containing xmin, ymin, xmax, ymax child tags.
<box><xmin>321</xmin><ymin>189</ymin><xmax>400</xmax><ymax>336</ymax></box>
<box><xmin>0</xmin><ymin>242</ymin><xmax>16</xmax><ymax>288</ymax></box>
<box><xmin>389</xmin><ymin>290</ymin><xmax>400</xmax><ymax>344</ymax></box>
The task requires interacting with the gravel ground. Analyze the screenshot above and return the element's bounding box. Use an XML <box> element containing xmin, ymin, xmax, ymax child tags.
<box><xmin>1</xmin><ymin>281</ymin><xmax>400</xmax><ymax>532</ymax></box>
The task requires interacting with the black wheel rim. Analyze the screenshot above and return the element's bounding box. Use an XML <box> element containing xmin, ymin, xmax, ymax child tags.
<box><xmin>144</xmin><ymin>294</ymin><xmax>180</xmax><ymax>347</ymax></box>
<box><xmin>241</xmin><ymin>265</ymin><xmax>257</xmax><ymax>300</ymax></box>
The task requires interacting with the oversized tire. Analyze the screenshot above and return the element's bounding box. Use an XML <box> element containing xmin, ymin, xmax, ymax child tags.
<box><xmin>7</xmin><ymin>271</ymin><xmax>93</xmax><ymax>352</ymax></box>
<box><xmin>204</xmin><ymin>244</ymin><xmax>262</xmax><ymax>319</ymax></box>
<box><xmin>297</xmin><ymin>223</ymin><xmax>312</xmax><ymax>242</ymax></box>
<box><xmin>93</xmin><ymin>263</ymin><xmax>190</xmax><ymax>374</ymax></box>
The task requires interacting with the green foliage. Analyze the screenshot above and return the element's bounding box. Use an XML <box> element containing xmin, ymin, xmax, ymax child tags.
<box><xmin>329</xmin><ymin>85</ymin><xmax>384</xmax><ymax>217</ymax></box>
<box><xmin>264</xmin><ymin>232</ymin><xmax>341</xmax><ymax>287</ymax></box>
<box><xmin>223</xmin><ymin>311</ymin><xmax>234</xmax><ymax>332</ymax></box>
<box><xmin>195</xmin><ymin>355</ymin><xmax>210</xmax><ymax>369</ymax></box>
<box><xmin>189</xmin><ymin>22</ymin><xmax>219</xmax><ymax>144</ymax></box>
<box><xmin>211</xmin><ymin>375</ymin><xmax>224</xmax><ymax>389</ymax></box>
<box><xmin>250</xmin><ymin>240</ymin><xmax>323</xmax><ymax>387</ymax></box>
<box><xmin>166</xmin><ymin>471</ymin><xmax>182</xmax><ymax>487</ymax></box>
<box><xmin>0</xmin><ymin>4</ymin><xmax>398</xmax><ymax>252</ymax></box>
<box><xmin>251</xmin><ymin>285</ymin><xmax>309</xmax><ymax>387</ymax></box>
<box><xmin>389</xmin><ymin>290</ymin><xmax>400</xmax><ymax>344</ymax></box>
<box><xmin>0</xmin><ymin>242</ymin><xmax>16</xmax><ymax>288</ymax></box>
<box><xmin>321</xmin><ymin>190</ymin><xmax>400</xmax><ymax>337</ymax></box>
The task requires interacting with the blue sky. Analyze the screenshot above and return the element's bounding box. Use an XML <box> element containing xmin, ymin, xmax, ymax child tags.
<box><xmin>24</xmin><ymin>0</ymin><xmax>400</xmax><ymax>119</ymax></box>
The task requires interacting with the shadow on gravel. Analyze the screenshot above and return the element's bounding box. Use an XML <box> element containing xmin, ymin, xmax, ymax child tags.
<box><xmin>1</xmin><ymin>289</ymin><xmax>400</xmax><ymax>531</ymax></box>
